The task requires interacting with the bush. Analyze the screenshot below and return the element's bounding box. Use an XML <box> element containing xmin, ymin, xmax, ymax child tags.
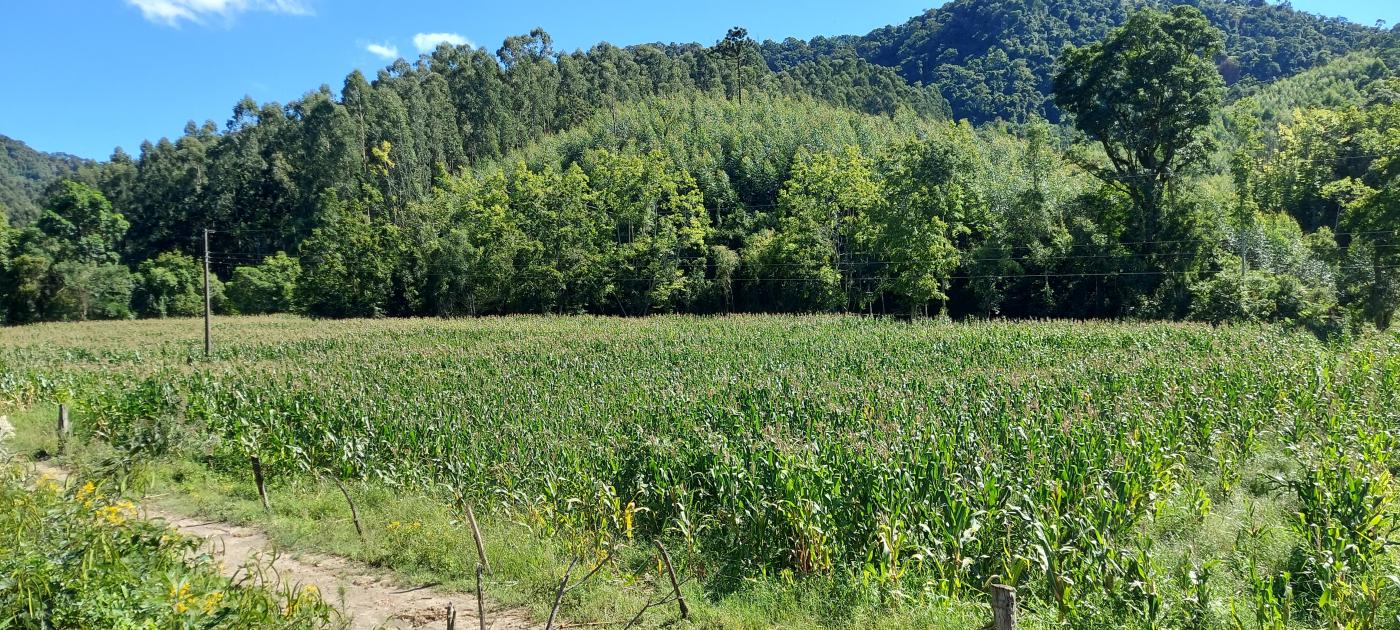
<box><xmin>227</xmin><ymin>252</ymin><xmax>300</xmax><ymax>315</ymax></box>
<box><xmin>1188</xmin><ymin>268</ymin><xmax>1278</xmax><ymax>324</ymax></box>
<box><xmin>48</xmin><ymin>261</ymin><xmax>134</xmax><ymax>321</ymax></box>
<box><xmin>0</xmin><ymin>468</ymin><xmax>342</xmax><ymax>628</ymax></box>
<box><xmin>133</xmin><ymin>251</ymin><xmax>226</xmax><ymax>318</ymax></box>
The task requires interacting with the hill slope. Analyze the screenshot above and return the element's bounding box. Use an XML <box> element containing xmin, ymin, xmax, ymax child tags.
<box><xmin>763</xmin><ymin>0</ymin><xmax>1379</xmax><ymax>123</ymax></box>
<box><xmin>0</xmin><ymin>135</ymin><xmax>92</xmax><ymax>226</ymax></box>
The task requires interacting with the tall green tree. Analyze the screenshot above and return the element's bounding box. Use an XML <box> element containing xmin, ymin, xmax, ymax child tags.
<box><xmin>1052</xmin><ymin>6</ymin><xmax>1225</xmax><ymax>252</ymax></box>
<box><xmin>35</xmin><ymin>181</ymin><xmax>128</xmax><ymax>264</ymax></box>
<box><xmin>746</xmin><ymin>147</ymin><xmax>879</xmax><ymax>311</ymax></box>
<box><xmin>870</xmin><ymin>125</ymin><xmax>987</xmax><ymax>317</ymax></box>
<box><xmin>1337</xmin><ymin>92</ymin><xmax>1400</xmax><ymax>328</ymax></box>
<box><xmin>297</xmin><ymin>194</ymin><xmax>401</xmax><ymax>318</ymax></box>
<box><xmin>586</xmin><ymin>149</ymin><xmax>712</xmax><ymax>314</ymax></box>
<box><xmin>715</xmin><ymin>27</ymin><xmax>752</xmax><ymax>105</ymax></box>
<box><xmin>227</xmin><ymin>252</ymin><xmax>300</xmax><ymax>315</ymax></box>
<box><xmin>132</xmin><ymin>251</ymin><xmax>224</xmax><ymax>318</ymax></box>
<box><xmin>424</xmin><ymin>171</ymin><xmax>533</xmax><ymax>316</ymax></box>
<box><xmin>47</xmin><ymin>261</ymin><xmax>134</xmax><ymax>321</ymax></box>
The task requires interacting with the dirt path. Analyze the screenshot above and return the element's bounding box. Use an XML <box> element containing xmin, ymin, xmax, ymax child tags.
<box><xmin>2</xmin><ymin>415</ymin><xmax>538</xmax><ymax>630</ymax></box>
<box><xmin>141</xmin><ymin>508</ymin><xmax>537</xmax><ymax>630</ymax></box>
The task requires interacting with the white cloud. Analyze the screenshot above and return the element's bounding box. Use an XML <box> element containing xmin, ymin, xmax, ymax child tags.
<box><xmin>366</xmin><ymin>42</ymin><xmax>399</xmax><ymax>60</ymax></box>
<box><xmin>126</xmin><ymin>0</ymin><xmax>311</xmax><ymax>26</ymax></box>
<box><xmin>413</xmin><ymin>32</ymin><xmax>472</xmax><ymax>52</ymax></box>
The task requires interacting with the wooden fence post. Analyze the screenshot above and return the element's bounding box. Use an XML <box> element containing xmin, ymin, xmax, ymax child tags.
<box><xmin>990</xmin><ymin>584</ymin><xmax>1017</xmax><ymax>630</ymax></box>
<box><xmin>56</xmin><ymin>404</ymin><xmax>70</xmax><ymax>453</ymax></box>
<box><xmin>465</xmin><ymin>502</ymin><xmax>490</xmax><ymax>575</ymax></box>
<box><xmin>476</xmin><ymin>565</ymin><xmax>487</xmax><ymax>630</ymax></box>
<box><xmin>654</xmin><ymin>540</ymin><xmax>689</xmax><ymax>620</ymax></box>
<box><xmin>250</xmin><ymin>455</ymin><xmax>270</xmax><ymax>514</ymax></box>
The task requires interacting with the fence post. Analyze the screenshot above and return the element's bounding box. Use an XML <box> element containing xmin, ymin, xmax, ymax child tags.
<box><xmin>331</xmin><ymin>477</ymin><xmax>364</xmax><ymax>542</ymax></box>
<box><xmin>250</xmin><ymin>455</ymin><xmax>270</xmax><ymax>514</ymax></box>
<box><xmin>476</xmin><ymin>565</ymin><xmax>487</xmax><ymax>630</ymax></box>
<box><xmin>57</xmin><ymin>404</ymin><xmax>70</xmax><ymax>453</ymax></box>
<box><xmin>654</xmin><ymin>540</ymin><xmax>689</xmax><ymax>620</ymax></box>
<box><xmin>465</xmin><ymin>502</ymin><xmax>490</xmax><ymax>575</ymax></box>
<box><xmin>991</xmin><ymin>584</ymin><xmax>1017</xmax><ymax>630</ymax></box>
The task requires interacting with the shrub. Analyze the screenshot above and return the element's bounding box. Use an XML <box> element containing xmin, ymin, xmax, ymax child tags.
<box><xmin>227</xmin><ymin>252</ymin><xmax>300</xmax><ymax>315</ymax></box>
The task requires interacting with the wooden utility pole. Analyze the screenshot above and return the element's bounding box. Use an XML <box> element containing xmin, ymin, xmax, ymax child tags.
<box><xmin>203</xmin><ymin>228</ymin><xmax>213</xmax><ymax>358</ymax></box>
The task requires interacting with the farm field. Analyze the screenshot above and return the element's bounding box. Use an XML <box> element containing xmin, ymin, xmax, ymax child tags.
<box><xmin>2</xmin><ymin>315</ymin><xmax>1399</xmax><ymax>628</ymax></box>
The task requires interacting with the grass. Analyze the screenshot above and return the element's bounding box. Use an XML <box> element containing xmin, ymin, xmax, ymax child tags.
<box><xmin>2</xmin><ymin>314</ymin><xmax>1399</xmax><ymax>628</ymax></box>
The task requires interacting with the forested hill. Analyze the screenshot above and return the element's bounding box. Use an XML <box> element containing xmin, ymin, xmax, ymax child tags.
<box><xmin>762</xmin><ymin>0</ymin><xmax>1381</xmax><ymax>123</ymax></box>
<box><xmin>6</xmin><ymin>31</ymin><xmax>945</xmax><ymax>262</ymax></box>
<box><xmin>0</xmin><ymin>135</ymin><xmax>91</xmax><ymax>227</ymax></box>
<box><xmin>4</xmin><ymin>2</ymin><xmax>1399</xmax><ymax>331</ymax></box>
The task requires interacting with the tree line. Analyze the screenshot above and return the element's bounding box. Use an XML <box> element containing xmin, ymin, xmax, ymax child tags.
<box><xmin>2</xmin><ymin>9</ymin><xmax>1398</xmax><ymax>335</ymax></box>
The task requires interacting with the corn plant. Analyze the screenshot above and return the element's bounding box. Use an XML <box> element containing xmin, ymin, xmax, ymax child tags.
<box><xmin>2</xmin><ymin>315</ymin><xmax>1397</xmax><ymax>628</ymax></box>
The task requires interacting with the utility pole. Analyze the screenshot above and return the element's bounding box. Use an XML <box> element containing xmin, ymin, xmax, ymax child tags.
<box><xmin>203</xmin><ymin>228</ymin><xmax>212</xmax><ymax>358</ymax></box>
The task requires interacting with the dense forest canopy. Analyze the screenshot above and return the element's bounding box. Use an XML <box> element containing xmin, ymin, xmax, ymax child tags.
<box><xmin>762</xmin><ymin>0</ymin><xmax>1382</xmax><ymax>123</ymax></box>
<box><xmin>0</xmin><ymin>135</ymin><xmax>92</xmax><ymax>227</ymax></box>
<box><xmin>2</xmin><ymin>0</ymin><xmax>1398</xmax><ymax>334</ymax></box>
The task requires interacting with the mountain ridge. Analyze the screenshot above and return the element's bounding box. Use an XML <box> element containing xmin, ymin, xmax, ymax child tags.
<box><xmin>1</xmin><ymin>134</ymin><xmax>93</xmax><ymax>226</ymax></box>
<box><xmin>761</xmin><ymin>0</ymin><xmax>1382</xmax><ymax>123</ymax></box>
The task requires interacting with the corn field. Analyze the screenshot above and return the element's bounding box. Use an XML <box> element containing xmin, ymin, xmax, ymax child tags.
<box><xmin>2</xmin><ymin>315</ymin><xmax>1398</xmax><ymax>628</ymax></box>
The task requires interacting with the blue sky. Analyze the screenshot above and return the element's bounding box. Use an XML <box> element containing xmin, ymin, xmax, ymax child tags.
<box><xmin>2</xmin><ymin>0</ymin><xmax>1394</xmax><ymax>161</ymax></box>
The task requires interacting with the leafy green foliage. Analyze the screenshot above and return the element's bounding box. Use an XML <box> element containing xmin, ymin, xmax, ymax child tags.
<box><xmin>1054</xmin><ymin>7</ymin><xmax>1226</xmax><ymax>247</ymax></box>
<box><xmin>34</xmin><ymin>181</ymin><xmax>128</xmax><ymax>264</ymax></box>
<box><xmin>297</xmin><ymin>196</ymin><xmax>401</xmax><ymax>318</ymax></box>
<box><xmin>133</xmin><ymin>251</ymin><xmax>225</xmax><ymax>318</ymax></box>
<box><xmin>0</xmin><ymin>135</ymin><xmax>91</xmax><ymax>227</ymax></box>
<box><xmin>744</xmin><ymin>147</ymin><xmax>878</xmax><ymax>311</ymax></box>
<box><xmin>764</xmin><ymin>0</ymin><xmax>1377</xmax><ymax>123</ymax></box>
<box><xmin>227</xmin><ymin>252</ymin><xmax>299</xmax><ymax>315</ymax></box>
<box><xmin>870</xmin><ymin>125</ymin><xmax>986</xmax><ymax>315</ymax></box>
<box><xmin>45</xmin><ymin>262</ymin><xmax>135</xmax><ymax>322</ymax></box>
<box><xmin>0</xmin><ymin>469</ymin><xmax>341</xmax><ymax>628</ymax></box>
<box><xmin>0</xmin><ymin>184</ymin><xmax>134</xmax><ymax>324</ymax></box>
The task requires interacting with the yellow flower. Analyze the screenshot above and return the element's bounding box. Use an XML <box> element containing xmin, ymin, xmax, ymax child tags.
<box><xmin>386</xmin><ymin>520</ymin><xmax>402</xmax><ymax>531</ymax></box>
<box><xmin>36</xmin><ymin>475</ymin><xmax>59</xmax><ymax>493</ymax></box>
<box><xmin>283</xmin><ymin>584</ymin><xmax>318</xmax><ymax>618</ymax></box>
<box><xmin>170</xmin><ymin>582</ymin><xmax>194</xmax><ymax>614</ymax></box>
<box><xmin>200</xmin><ymin>591</ymin><xmax>225</xmax><ymax>614</ymax></box>
<box><xmin>96</xmin><ymin>505</ymin><xmax>127</xmax><ymax>526</ymax></box>
<box><xmin>95</xmin><ymin>500</ymin><xmax>137</xmax><ymax>526</ymax></box>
